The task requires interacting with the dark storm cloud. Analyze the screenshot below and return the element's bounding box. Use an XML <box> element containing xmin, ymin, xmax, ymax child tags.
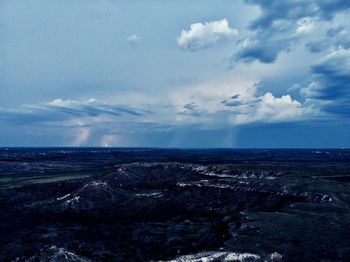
<box><xmin>306</xmin><ymin>41</ymin><xmax>331</xmax><ymax>53</ymax></box>
<box><xmin>234</xmin><ymin>0</ymin><xmax>350</xmax><ymax>63</ymax></box>
<box><xmin>311</xmin><ymin>52</ymin><xmax>350</xmax><ymax>99</ymax></box>
<box><xmin>235</xmin><ymin>39</ymin><xmax>289</xmax><ymax>63</ymax></box>
<box><xmin>325</xmin><ymin>26</ymin><xmax>350</xmax><ymax>48</ymax></box>
<box><xmin>302</xmin><ymin>50</ymin><xmax>350</xmax><ymax>116</ymax></box>
<box><xmin>245</xmin><ymin>0</ymin><xmax>350</xmax><ymax>30</ymax></box>
<box><xmin>306</xmin><ymin>26</ymin><xmax>350</xmax><ymax>53</ymax></box>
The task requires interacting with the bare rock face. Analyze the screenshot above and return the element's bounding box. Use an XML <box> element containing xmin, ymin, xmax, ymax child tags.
<box><xmin>57</xmin><ymin>181</ymin><xmax>117</xmax><ymax>210</ymax></box>
<box><xmin>159</xmin><ymin>251</ymin><xmax>283</xmax><ymax>262</ymax></box>
<box><xmin>21</xmin><ymin>246</ymin><xmax>91</xmax><ymax>262</ymax></box>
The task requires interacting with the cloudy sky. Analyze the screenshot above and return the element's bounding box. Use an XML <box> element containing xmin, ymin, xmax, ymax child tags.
<box><xmin>0</xmin><ymin>0</ymin><xmax>350</xmax><ymax>147</ymax></box>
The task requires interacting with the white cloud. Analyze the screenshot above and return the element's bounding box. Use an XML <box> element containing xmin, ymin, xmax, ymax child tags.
<box><xmin>177</xmin><ymin>19</ymin><xmax>238</xmax><ymax>51</ymax></box>
<box><xmin>47</xmin><ymin>98</ymin><xmax>95</xmax><ymax>107</ymax></box>
<box><xmin>231</xmin><ymin>93</ymin><xmax>312</xmax><ymax>124</ymax></box>
<box><xmin>126</xmin><ymin>34</ymin><xmax>141</xmax><ymax>44</ymax></box>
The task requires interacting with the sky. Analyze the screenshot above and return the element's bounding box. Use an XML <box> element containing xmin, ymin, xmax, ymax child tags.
<box><xmin>0</xmin><ymin>0</ymin><xmax>350</xmax><ymax>148</ymax></box>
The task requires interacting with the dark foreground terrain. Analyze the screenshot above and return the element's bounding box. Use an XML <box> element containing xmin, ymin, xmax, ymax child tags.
<box><xmin>0</xmin><ymin>148</ymin><xmax>350</xmax><ymax>261</ymax></box>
